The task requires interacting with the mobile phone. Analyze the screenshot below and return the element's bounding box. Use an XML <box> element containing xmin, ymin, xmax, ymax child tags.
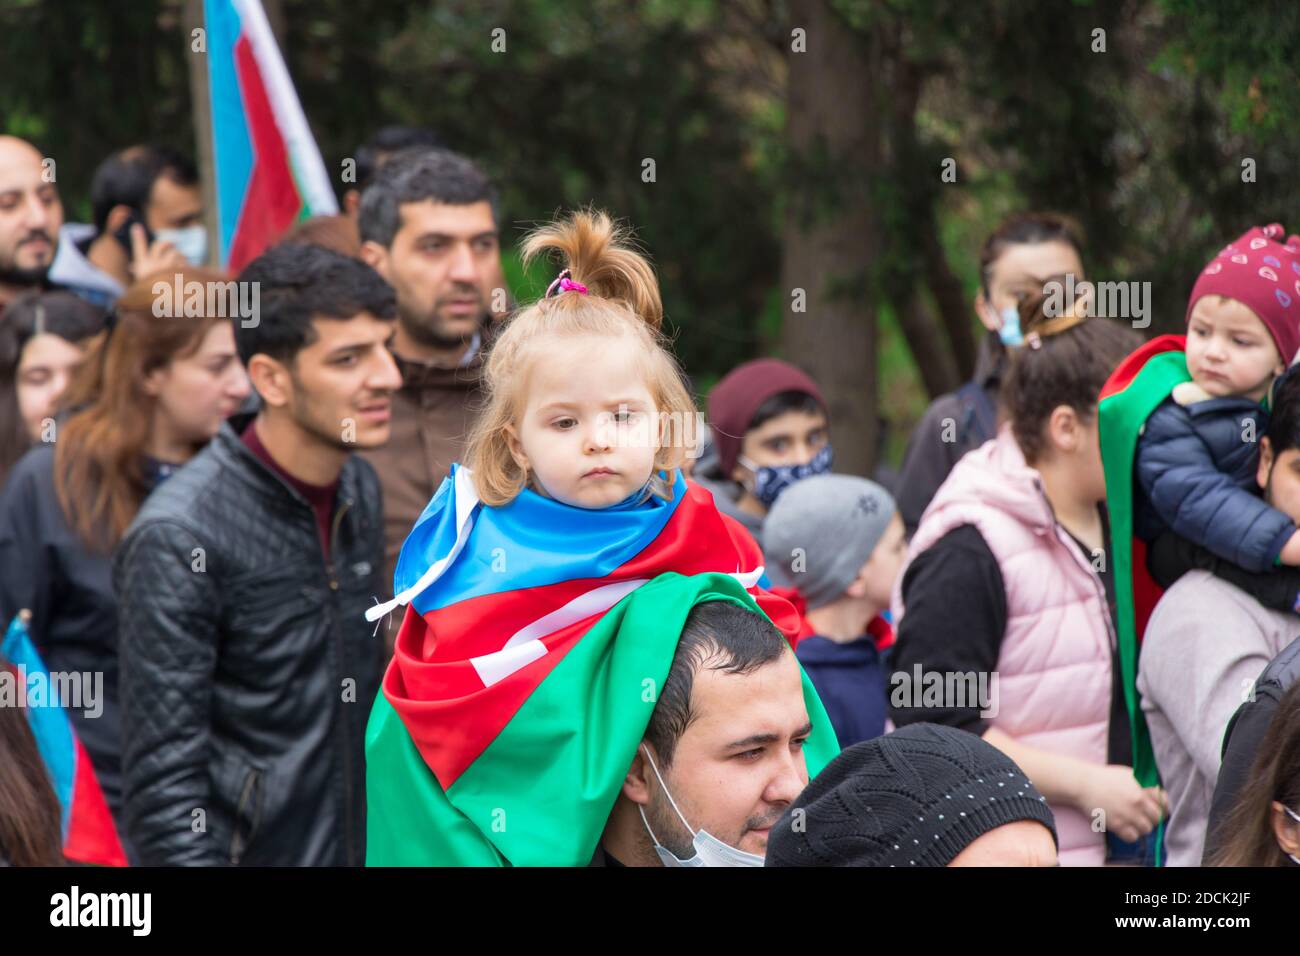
<box><xmin>111</xmin><ymin>210</ymin><xmax>155</xmax><ymax>255</ymax></box>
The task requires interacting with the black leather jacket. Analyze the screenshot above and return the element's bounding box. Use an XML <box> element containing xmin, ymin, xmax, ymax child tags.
<box><xmin>113</xmin><ymin>414</ymin><xmax>384</xmax><ymax>866</ymax></box>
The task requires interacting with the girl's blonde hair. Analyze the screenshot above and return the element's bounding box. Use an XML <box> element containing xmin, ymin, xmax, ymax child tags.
<box><xmin>466</xmin><ymin>209</ymin><xmax>698</xmax><ymax>506</ymax></box>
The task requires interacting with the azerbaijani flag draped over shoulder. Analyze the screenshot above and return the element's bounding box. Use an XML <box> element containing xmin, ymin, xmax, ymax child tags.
<box><xmin>204</xmin><ymin>0</ymin><xmax>338</xmax><ymax>272</ymax></box>
<box><xmin>1098</xmin><ymin>333</ymin><xmax>1191</xmax><ymax>788</ymax></box>
<box><xmin>364</xmin><ymin>466</ymin><xmax>840</xmax><ymax>865</ymax></box>
<box><xmin>2</xmin><ymin>615</ymin><xmax>127</xmax><ymax>866</ymax></box>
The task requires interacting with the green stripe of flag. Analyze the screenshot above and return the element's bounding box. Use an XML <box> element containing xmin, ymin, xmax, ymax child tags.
<box><xmin>1098</xmin><ymin>349</ymin><xmax>1190</xmax><ymax>788</ymax></box>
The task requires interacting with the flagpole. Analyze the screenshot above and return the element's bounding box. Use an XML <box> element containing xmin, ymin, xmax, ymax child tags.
<box><xmin>183</xmin><ymin>0</ymin><xmax>219</xmax><ymax>271</ymax></box>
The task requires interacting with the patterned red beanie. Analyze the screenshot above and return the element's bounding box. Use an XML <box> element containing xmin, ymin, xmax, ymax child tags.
<box><xmin>1186</xmin><ymin>222</ymin><xmax>1300</xmax><ymax>364</ymax></box>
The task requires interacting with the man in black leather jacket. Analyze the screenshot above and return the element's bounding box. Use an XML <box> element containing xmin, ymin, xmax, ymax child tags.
<box><xmin>114</xmin><ymin>244</ymin><xmax>402</xmax><ymax>865</ymax></box>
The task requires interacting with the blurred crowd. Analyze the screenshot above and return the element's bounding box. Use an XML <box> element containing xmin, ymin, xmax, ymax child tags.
<box><xmin>0</xmin><ymin>129</ymin><xmax>1297</xmax><ymax>868</ymax></box>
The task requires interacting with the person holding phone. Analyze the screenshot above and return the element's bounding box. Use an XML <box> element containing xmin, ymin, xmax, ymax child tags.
<box><xmin>48</xmin><ymin>144</ymin><xmax>204</xmax><ymax>307</ymax></box>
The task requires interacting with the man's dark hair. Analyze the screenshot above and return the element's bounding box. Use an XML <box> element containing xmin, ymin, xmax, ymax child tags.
<box><xmin>234</xmin><ymin>243</ymin><xmax>397</xmax><ymax>366</ymax></box>
<box><xmin>749</xmin><ymin>390</ymin><xmax>825</xmax><ymax>432</ymax></box>
<box><xmin>358</xmin><ymin>148</ymin><xmax>498</xmax><ymax>248</ymax></box>
<box><xmin>354</xmin><ymin>125</ymin><xmax>444</xmax><ymax>192</ymax></box>
<box><xmin>1266</xmin><ymin>367</ymin><xmax>1300</xmax><ymax>457</ymax></box>
<box><xmin>644</xmin><ymin>600</ymin><xmax>790</xmax><ymax>768</ymax></box>
<box><xmin>89</xmin><ymin>144</ymin><xmax>199</xmax><ymax>235</ymax></box>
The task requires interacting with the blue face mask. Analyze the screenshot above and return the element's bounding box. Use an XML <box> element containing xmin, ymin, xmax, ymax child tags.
<box><xmin>738</xmin><ymin>443</ymin><xmax>833</xmax><ymax>509</ymax></box>
<box><xmin>155</xmin><ymin>225</ymin><xmax>208</xmax><ymax>266</ymax></box>
<box><xmin>994</xmin><ymin>304</ymin><xmax>1023</xmax><ymax>346</ymax></box>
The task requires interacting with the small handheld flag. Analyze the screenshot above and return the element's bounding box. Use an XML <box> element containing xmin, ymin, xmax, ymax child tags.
<box><xmin>2</xmin><ymin>613</ymin><xmax>127</xmax><ymax>867</ymax></box>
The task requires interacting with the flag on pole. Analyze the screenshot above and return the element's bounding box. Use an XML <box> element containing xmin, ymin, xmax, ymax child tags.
<box><xmin>204</xmin><ymin>0</ymin><xmax>338</xmax><ymax>272</ymax></box>
<box><xmin>1098</xmin><ymin>333</ymin><xmax>1190</xmax><ymax>788</ymax></box>
<box><xmin>2</xmin><ymin>614</ymin><xmax>128</xmax><ymax>867</ymax></box>
<box><xmin>364</xmin><ymin>466</ymin><xmax>838</xmax><ymax>864</ymax></box>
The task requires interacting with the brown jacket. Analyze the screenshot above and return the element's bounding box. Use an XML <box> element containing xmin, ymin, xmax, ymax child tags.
<box><xmin>360</xmin><ymin>338</ymin><xmax>488</xmax><ymax>651</ymax></box>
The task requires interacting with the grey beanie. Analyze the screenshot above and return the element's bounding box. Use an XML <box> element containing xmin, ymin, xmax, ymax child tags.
<box><xmin>762</xmin><ymin>473</ymin><xmax>896</xmax><ymax>610</ymax></box>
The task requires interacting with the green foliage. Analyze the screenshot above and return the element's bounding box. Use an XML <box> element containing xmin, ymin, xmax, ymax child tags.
<box><xmin>2</xmin><ymin>0</ymin><xmax>1297</xmax><ymax>466</ymax></box>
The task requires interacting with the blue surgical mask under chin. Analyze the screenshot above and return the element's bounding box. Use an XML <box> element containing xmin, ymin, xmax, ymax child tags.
<box><xmin>738</xmin><ymin>443</ymin><xmax>833</xmax><ymax>510</ymax></box>
<box><xmin>637</xmin><ymin>745</ymin><xmax>765</xmax><ymax>868</ymax></box>
<box><xmin>996</xmin><ymin>305</ymin><xmax>1024</xmax><ymax>346</ymax></box>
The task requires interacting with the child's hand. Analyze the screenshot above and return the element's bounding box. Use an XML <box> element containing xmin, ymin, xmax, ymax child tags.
<box><xmin>1280</xmin><ymin>529</ymin><xmax>1300</xmax><ymax>566</ymax></box>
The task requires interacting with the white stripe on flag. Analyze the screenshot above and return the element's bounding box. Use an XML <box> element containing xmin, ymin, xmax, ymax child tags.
<box><xmin>469</xmin><ymin>568</ymin><xmax>766</xmax><ymax>687</ymax></box>
<box><xmin>233</xmin><ymin>0</ymin><xmax>338</xmax><ymax>215</ymax></box>
<box><xmin>366</xmin><ymin>465</ymin><xmax>482</xmax><ymax>622</ymax></box>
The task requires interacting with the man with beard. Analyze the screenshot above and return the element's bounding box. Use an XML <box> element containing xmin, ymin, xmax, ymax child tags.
<box><xmin>0</xmin><ymin>136</ymin><xmax>63</xmax><ymax>315</ymax></box>
<box><xmin>114</xmin><ymin>244</ymin><xmax>400</xmax><ymax>865</ymax></box>
<box><xmin>358</xmin><ymin>148</ymin><xmax>505</xmax><ymax>649</ymax></box>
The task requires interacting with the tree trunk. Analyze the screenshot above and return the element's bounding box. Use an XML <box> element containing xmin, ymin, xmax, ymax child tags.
<box><xmin>885</xmin><ymin>40</ymin><xmax>974</xmax><ymax>388</ymax></box>
<box><xmin>780</xmin><ymin>0</ymin><xmax>883</xmax><ymax>478</ymax></box>
<box><xmin>896</xmin><ymin>289</ymin><xmax>961</xmax><ymax>398</ymax></box>
<box><xmin>921</xmin><ymin>210</ymin><xmax>977</xmax><ymax>380</ymax></box>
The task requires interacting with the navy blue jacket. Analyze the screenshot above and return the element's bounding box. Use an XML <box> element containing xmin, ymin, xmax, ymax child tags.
<box><xmin>1134</xmin><ymin>392</ymin><xmax>1293</xmax><ymax>573</ymax></box>
<box><xmin>796</xmin><ymin>635</ymin><xmax>888</xmax><ymax>748</ymax></box>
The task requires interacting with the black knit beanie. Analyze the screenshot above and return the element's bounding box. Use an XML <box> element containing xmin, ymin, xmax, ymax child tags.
<box><xmin>765</xmin><ymin>723</ymin><xmax>1058</xmax><ymax>867</ymax></box>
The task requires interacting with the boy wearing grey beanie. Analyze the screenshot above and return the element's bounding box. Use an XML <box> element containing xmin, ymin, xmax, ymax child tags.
<box><xmin>763</xmin><ymin>473</ymin><xmax>906</xmax><ymax>748</ymax></box>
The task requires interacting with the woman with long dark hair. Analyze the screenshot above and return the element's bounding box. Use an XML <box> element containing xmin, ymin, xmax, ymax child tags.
<box><xmin>0</xmin><ymin>268</ymin><xmax>250</xmax><ymax>829</ymax></box>
<box><xmin>0</xmin><ymin>290</ymin><xmax>104</xmax><ymax>489</ymax></box>
<box><xmin>1209</xmin><ymin>682</ymin><xmax>1300</xmax><ymax>866</ymax></box>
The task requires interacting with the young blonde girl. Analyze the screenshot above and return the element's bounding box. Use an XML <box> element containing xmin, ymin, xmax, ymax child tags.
<box><xmin>365</xmin><ymin>210</ymin><xmax>812</xmax><ymax>866</ymax></box>
<box><xmin>467</xmin><ymin>208</ymin><xmax>696</xmax><ymax>509</ymax></box>
<box><xmin>367</xmin><ymin>208</ymin><xmax>775</xmax><ymax>626</ymax></box>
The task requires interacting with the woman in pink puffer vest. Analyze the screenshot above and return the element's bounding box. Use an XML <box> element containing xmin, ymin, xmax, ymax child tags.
<box><xmin>890</xmin><ymin>289</ymin><xmax>1167</xmax><ymax>866</ymax></box>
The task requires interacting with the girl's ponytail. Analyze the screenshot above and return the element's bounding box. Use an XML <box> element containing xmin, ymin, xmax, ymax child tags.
<box><xmin>521</xmin><ymin>209</ymin><xmax>663</xmax><ymax>330</ymax></box>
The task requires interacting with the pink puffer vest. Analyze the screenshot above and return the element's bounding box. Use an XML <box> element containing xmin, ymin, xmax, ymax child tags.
<box><xmin>891</xmin><ymin>426</ymin><xmax>1113</xmax><ymax>866</ymax></box>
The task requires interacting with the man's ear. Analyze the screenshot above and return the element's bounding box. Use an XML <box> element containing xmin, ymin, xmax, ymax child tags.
<box><xmin>344</xmin><ymin>190</ymin><xmax>361</xmax><ymax>218</ymax></box>
<box><xmin>1258</xmin><ymin>435</ymin><xmax>1275</xmax><ymax>491</ymax></box>
<box><xmin>621</xmin><ymin>745</ymin><xmax>653</xmax><ymax>806</ymax></box>
<box><xmin>247</xmin><ymin>353</ymin><xmax>291</xmax><ymax>408</ymax></box>
<box><xmin>359</xmin><ymin>239</ymin><xmax>390</xmax><ymax>278</ymax></box>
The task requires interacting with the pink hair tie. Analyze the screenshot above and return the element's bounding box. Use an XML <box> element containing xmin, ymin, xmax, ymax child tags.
<box><xmin>545</xmin><ymin>268</ymin><xmax>588</xmax><ymax>298</ymax></box>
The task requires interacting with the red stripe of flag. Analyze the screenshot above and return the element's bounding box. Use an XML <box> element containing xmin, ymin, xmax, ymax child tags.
<box><xmin>386</xmin><ymin>484</ymin><xmax>797</xmax><ymax>788</ymax></box>
<box><xmin>228</xmin><ymin>34</ymin><xmax>303</xmax><ymax>273</ymax></box>
<box><xmin>64</xmin><ymin>738</ymin><xmax>128</xmax><ymax>867</ymax></box>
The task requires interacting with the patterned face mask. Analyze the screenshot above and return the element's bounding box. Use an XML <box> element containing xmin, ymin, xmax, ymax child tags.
<box><xmin>737</xmin><ymin>443</ymin><xmax>833</xmax><ymax>509</ymax></box>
